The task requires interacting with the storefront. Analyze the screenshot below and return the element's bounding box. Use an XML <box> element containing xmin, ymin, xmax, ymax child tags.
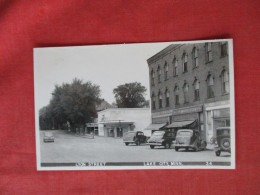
<box><xmin>86</xmin><ymin>123</ymin><xmax>99</xmax><ymax>135</ymax></box>
<box><xmin>99</xmin><ymin>121</ymin><xmax>134</xmax><ymax>138</ymax></box>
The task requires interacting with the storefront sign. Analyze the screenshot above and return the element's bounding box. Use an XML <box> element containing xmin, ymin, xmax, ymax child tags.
<box><xmin>172</xmin><ymin>105</ymin><xmax>202</xmax><ymax>116</ymax></box>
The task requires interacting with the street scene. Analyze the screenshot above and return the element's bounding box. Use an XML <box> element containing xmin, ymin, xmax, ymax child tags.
<box><xmin>34</xmin><ymin>39</ymin><xmax>235</xmax><ymax>169</ymax></box>
<box><xmin>40</xmin><ymin>130</ymin><xmax>230</xmax><ymax>163</ymax></box>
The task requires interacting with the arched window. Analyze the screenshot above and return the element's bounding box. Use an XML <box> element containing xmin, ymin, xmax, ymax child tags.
<box><xmin>151</xmin><ymin>93</ymin><xmax>156</xmax><ymax>110</ymax></box>
<box><xmin>182</xmin><ymin>53</ymin><xmax>188</xmax><ymax>73</ymax></box>
<box><xmin>192</xmin><ymin>47</ymin><xmax>198</xmax><ymax>67</ymax></box>
<box><xmin>173</xmin><ymin>57</ymin><xmax>178</xmax><ymax>76</ymax></box>
<box><xmin>207</xmin><ymin>74</ymin><xmax>214</xmax><ymax>98</ymax></box>
<box><xmin>206</xmin><ymin>43</ymin><xmax>213</xmax><ymax>62</ymax></box>
<box><xmin>157</xmin><ymin>66</ymin><xmax>161</xmax><ymax>83</ymax></box>
<box><xmin>158</xmin><ymin>91</ymin><xmax>162</xmax><ymax>108</ymax></box>
<box><xmin>193</xmin><ymin>78</ymin><xmax>200</xmax><ymax>101</ymax></box>
<box><xmin>151</xmin><ymin>70</ymin><xmax>155</xmax><ymax>86</ymax></box>
<box><xmin>164</xmin><ymin>62</ymin><xmax>168</xmax><ymax>80</ymax></box>
<box><xmin>221</xmin><ymin>70</ymin><xmax>229</xmax><ymax>94</ymax></box>
<box><xmin>174</xmin><ymin>86</ymin><xmax>179</xmax><ymax>105</ymax></box>
<box><xmin>165</xmin><ymin>88</ymin><xmax>170</xmax><ymax>107</ymax></box>
<box><xmin>183</xmin><ymin>82</ymin><xmax>189</xmax><ymax>103</ymax></box>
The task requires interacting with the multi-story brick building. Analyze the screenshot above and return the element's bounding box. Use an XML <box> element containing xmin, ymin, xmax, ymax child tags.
<box><xmin>145</xmin><ymin>41</ymin><xmax>231</xmax><ymax>143</ymax></box>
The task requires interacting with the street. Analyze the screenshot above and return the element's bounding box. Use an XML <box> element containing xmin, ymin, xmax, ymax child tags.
<box><xmin>40</xmin><ymin>130</ymin><xmax>231</xmax><ymax>163</ymax></box>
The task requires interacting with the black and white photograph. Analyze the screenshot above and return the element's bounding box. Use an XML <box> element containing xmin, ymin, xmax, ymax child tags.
<box><xmin>34</xmin><ymin>39</ymin><xmax>235</xmax><ymax>170</ymax></box>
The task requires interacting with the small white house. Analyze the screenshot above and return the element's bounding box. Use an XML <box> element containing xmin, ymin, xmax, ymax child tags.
<box><xmin>98</xmin><ymin>108</ymin><xmax>151</xmax><ymax>138</ymax></box>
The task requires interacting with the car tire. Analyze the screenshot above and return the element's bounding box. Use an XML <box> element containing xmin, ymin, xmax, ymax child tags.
<box><xmin>164</xmin><ymin>142</ymin><xmax>171</xmax><ymax>149</ymax></box>
<box><xmin>135</xmin><ymin>140</ymin><xmax>140</xmax><ymax>146</ymax></box>
<box><xmin>125</xmin><ymin>143</ymin><xmax>129</xmax><ymax>146</ymax></box>
<box><xmin>150</xmin><ymin>145</ymin><xmax>154</xmax><ymax>149</ymax></box>
<box><xmin>216</xmin><ymin>150</ymin><xmax>221</xmax><ymax>156</ymax></box>
<box><xmin>194</xmin><ymin>147</ymin><xmax>198</xmax><ymax>152</ymax></box>
<box><xmin>175</xmin><ymin>147</ymin><xmax>179</xmax><ymax>151</ymax></box>
<box><xmin>220</xmin><ymin>137</ymin><xmax>230</xmax><ymax>150</ymax></box>
<box><xmin>185</xmin><ymin>148</ymin><xmax>189</xmax><ymax>151</ymax></box>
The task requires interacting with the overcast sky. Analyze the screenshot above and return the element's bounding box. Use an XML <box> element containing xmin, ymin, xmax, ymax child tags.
<box><xmin>34</xmin><ymin>42</ymin><xmax>173</xmax><ymax>110</ymax></box>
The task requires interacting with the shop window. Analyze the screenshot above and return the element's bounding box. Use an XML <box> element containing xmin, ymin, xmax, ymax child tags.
<box><xmin>164</xmin><ymin>62</ymin><xmax>168</xmax><ymax>80</ymax></box>
<box><xmin>221</xmin><ymin>70</ymin><xmax>229</xmax><ymax>94</ymax></box>
<box><xmin>192</xmin><ymin>47</ymin><xmax>199</xmax><ymax>67</ymax></box>
<box><xmin>158</xmin><ymin>91</ymin><xmax>162</xmax><ymax>108</ymax></box>
<box><xmin>207</xmin><ymin>74</ymin><xmax>214</xmax><ymax>98</ymax></box>
<box><xmin>220</xmin><ymin>42</ymin><xmax>228</xmax><ymax>57</ymax></box>
<box><xmin>174</xmin><ymin>86</ymin><xmax>179</xmax><ymax>105</ymax></box>
<box><xmin>173</xmin><ymin>57</ymin><xmax>178</xmax><ymax>76</ymax></box>
<box><xmin>206</xmin><ymin>43</ymin><xmax>213</xmax><ymax>62</ymax></box>
<box><xmin>165</xmin><ymin>89</ymin><xmax>170</xmax><ymax>107</ymax></box>
<box><xmin>183</xmin><ymin>83</ymin><xmax>189</xmax><ymax>103</ymax></box>
<box><xmin>157</xmin><ymin>66</ymin><xmax>161</xmax><ymax>83</ymax></box>
<box><xmin>194</xmin><ymin>79</ymin><xmax>200</xmax><ymax>101</ymax></box>
<box><xmin>151</xmin><ymin>69</ymin><xmax>155</xmax><ymax>86</ymax></box>
<box><xmin>182</xmin><ymin>53</ymin><xmax>188</xmax><ymax>73</ymax></box>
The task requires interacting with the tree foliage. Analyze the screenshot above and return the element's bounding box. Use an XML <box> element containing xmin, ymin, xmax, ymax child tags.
<box><xmin>39</xmin><ymin>78</ymin><xmax>101</xmax><ymax>130</ymax></box>
<box><xmin>113</xmin><ymin>82</ymin><xmax>147</xmax><ymax>108</ymax></box>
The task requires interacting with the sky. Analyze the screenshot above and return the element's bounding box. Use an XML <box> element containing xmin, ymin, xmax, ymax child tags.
<box><xmin>34</xmin><ymin>42</ymin><xmax>173</xmax><ymax>110</ymax></box>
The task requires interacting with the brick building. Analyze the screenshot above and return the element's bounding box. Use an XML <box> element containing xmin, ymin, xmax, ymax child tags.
<box><xmin>145</xmin><ymin>41</ymin><xmax>231</xmax><ymax>142</ymax></box>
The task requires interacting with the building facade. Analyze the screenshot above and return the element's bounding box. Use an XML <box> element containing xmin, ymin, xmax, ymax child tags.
<box><xmin>147</xmin><ymin>41</ymin><xmax>230</xmax><ymax>142</ymax></box>
<box><xmin>98</xmin><ymin>108</ymin><xmax>151</xmax><ymax>138</ymax></box>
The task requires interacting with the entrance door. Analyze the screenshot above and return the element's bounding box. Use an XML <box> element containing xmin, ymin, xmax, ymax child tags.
<box><xmin>116</xmin><ymin>128</ymin><xmax>123</xmax><ymax>137</ymax></box>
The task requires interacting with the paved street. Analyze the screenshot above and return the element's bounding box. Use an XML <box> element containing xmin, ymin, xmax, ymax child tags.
<box><xmin>40</xmin><ymin>130</ymin><xmax>231</xmax><ymax>163</ymax></box>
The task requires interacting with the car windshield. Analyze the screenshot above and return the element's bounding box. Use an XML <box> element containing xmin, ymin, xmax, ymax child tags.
<box><xmin>152</xmin><ymin>131</ymin><xmax>164</xmax><ymax>137</ymax></box>
<box><xmin>178</xmin><ymin>131</ymin><xmax>192</xmax><ymax>136</ymax></box>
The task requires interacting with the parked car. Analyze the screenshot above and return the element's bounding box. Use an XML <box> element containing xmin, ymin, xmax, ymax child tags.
<box><xmin>175</xmin><ymin>129</ymin><xmax>207</xmax><ymax>151</ymax></box>
<box><xmin>146</xmin><ymin>130</ymin><xmax>175</xmax><ymax>149</ymax></box>
<box><xmin>123</xmin><ymin>131</ymin><xmax>147</xmax><ymax>146</ymax></box>
<box><xmin>214</xmin><ymin>127</ymin><xmax>231</xmax><ymax>156</ymax></box>
<box><xmin>43</xmin><ymin>132</ymin><xmax>55</xmax><ymax>142</ymax></box>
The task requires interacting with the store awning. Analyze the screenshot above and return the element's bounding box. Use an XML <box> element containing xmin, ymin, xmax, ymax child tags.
<box><xmin>166</xmin><ymin>120</ymin><xmax>195</xmax><ymax>128</ymax></box>
<box><xmin>144</xmin><ymin>123</ymin><xmax>167</xmax><ymax>130</ymax></box>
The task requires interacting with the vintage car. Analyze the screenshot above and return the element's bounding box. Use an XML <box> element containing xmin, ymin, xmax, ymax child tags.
<box><xmin>175</xmin><ymin>129</ymin><xmax>207</xmax><ymax>151</ymax></box>
<box><xmin>146</xmin><ymin>130</ymin><xmax>175</xmax><ymax>149</ymax></box>
<box><xmin>123</xmin><ymin>131</ymin><xmax>147</xmax><ymax>146</ymax></box>
<box><xmin>43</xmin><ymin>132</ymin><xmax>55</xmax><ymax>142</ymax></box>
<box><xmin>214</xmin><ymin>127</ymin><xmax>231</xmax><ymax>156</ymax></box>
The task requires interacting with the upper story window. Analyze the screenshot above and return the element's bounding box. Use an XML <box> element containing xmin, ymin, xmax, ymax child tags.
<box><xmin>164</xmin><ymin>62</ymin><xmax>168</xmax><ymax>80</ymax></box>
<box><xmin>206</xmin><ymin>43</ymin><xmax>213</xmax><ymax>62</ymax></box>
<box><xmin>182</xmin><ymin>53</ymin><xmax>188</xmax><ymax>73</ymax></box>
<box><xmin>183</xmin><ymin>82</ymin><xmax>189</xmax><ymax>103</ymax></box>
<box><xmin>158</xmin><ymin>91</ymin><xmax>162</xmax><ymax>108</ymax></box>
<box><xmin>174</xmin><ymin>86</ymin><xmax>180</xmax><ymax>105</ymax></box>
<box><xmin>165</xmin><ymin>88</ymin><xmax>170</xmax><ymax>107</ymax></box>
<box><xmin>207</xmin><ymin>74</ymin><xmax>214</xmax><ymax>98</ymax></box>
<box><xmin>221</xmin><ymin>70</ymin><xmax>229</xmax><ymax>94</ymax></box>
<box><xmin>173</xmin><ymin>57</ymin><xmax>178</xmax><ymax>76</ymax></box>
<box><xmin>151</xmin><ymin>70</ymin><xmax>155</xmax><ymax>86</ymax></box>
<box><xmin>157</xmin><ymin>66</ymin><xmax>161</xmax><ymax>83</ymax></box>
<box><xmin>192</xmin><ymin>47</ymin><xmax>199</xmax><ymax>67</ymax></box>
<box><xmin>193</xmin><ymin>78</ymin><xmax>200</xmax><ymax>101</ymax></box>
<box><xmin>151</xmin><ymin>93</ymin><xmax>156</xmax><ymax>110</ymax></box>
<box><xmin>220</xmin><ymin>42</ymin><xmax>228</xmax><ymax>57</ymax></box>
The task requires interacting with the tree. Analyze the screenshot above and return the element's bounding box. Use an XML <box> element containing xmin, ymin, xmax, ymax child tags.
<box><xmin>113</xmin><ymin>82</ymin><xmax>147</xmax><ymax>108</ymax></box>
<box><xmin>39</xmin><ymin>78</ymin><xmax>101</xmax><ymax>130</ymax></box>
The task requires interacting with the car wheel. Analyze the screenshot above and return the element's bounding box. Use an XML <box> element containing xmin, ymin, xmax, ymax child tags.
<box><xmin>164</xmin><ymin>142</ymin><xmax>171</xmax><ymax>149</ymax></box>
<box><xmin>185</xmin><ymin>148</ymin><xmax>189</xmax><ymax>151</ymax></box>
<box><xmin>194</xmin><ymin>147</ymin><xmax>198</xmax><ymax>152</ymax></box>
<box><xmin>175</xmin><ymin>147</ymin><xmax>179</xmax><ymax>151</ymax></box>
<box><xmin>216</xmin><ymin>150</ymin><xmax>221</xmax><ymax>156</ymax></box>
<box><xmin>135</xmin><ymin>140</ymin><xmax>140</xmax><ymax>146</ymax></box>
<box><xmin>125</xmin><ymin>143</ymin><xmax>129</xmax><ymax>146</ymax></box>
<box><xmin>150</xmin><ymin>145</ymin><xmax>154</xmax><ymax>149</ymax></box>
<box><xmin>220</xmin><ymin>137</ymin><xmax>230</xmax><ymax>150</ymax></box>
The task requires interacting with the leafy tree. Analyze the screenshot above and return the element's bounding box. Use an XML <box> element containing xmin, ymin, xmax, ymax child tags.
<box><xmin>39</xmin><ymin>78</ymin><xmax>101</xmax><ymax>130</ymax></box>
<box><xmin>113</xmin><ymin>82</ymin><xmax>147</xmax><ymax>108</ymax></box>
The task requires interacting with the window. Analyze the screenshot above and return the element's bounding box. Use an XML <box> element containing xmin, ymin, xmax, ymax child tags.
<box><xmin>221</xmin><ymin>70</ymin><xmax>229</xmax><ymax>94</ymax></box>
<box><xmin>173</xmin><ymin>57</ymin><xmax>178</xmax><ymax>76</ymax></box>
<box><xmin>182</xmin><ymin>53</ymin><xmax>188</xmax><ymax>72</ymax></box>
<box><xmin>164</xmin><ymin>62</ymin><xmax>168</xmax><ymax>80</ymax></box>
<box><xmin>158</xmin><ymin>91</ymin><xmax>162</xmax><ymax>108</ymax></box>
<box><xmin>152</xmin><ymin>93</ymin><xmax>156</xmax><ymax>110</ymax></box>
<box><xmin>194</xmin><ymin>79</ymin><xmax>200</xmax><ymax>101</ymax></box>
<box><xmin>157</xmin><ymin>66</ymin><xmax>161</xmax><ymax>83</ymax></box>
<box><xmin>192</xmin><ymin>47</ymin><xmax>198</xmax><ymax>67</ymax></box>
<box><xmin>174</xmin><ymin>86</ymin><xmax>179</xmax><ymax>105</ymax></box>
<box><xmin>151</xmin><ymin>70</ymin><xmax>155</xmax><ymax>86</ymax></box>
<box><xmin>165</xmin><ymin>89</ymin><xmax>170</xmax><ymax>107</ymax></box>
<box><xmin>207</xmin><ymin>74</ymin><xmax>214</xmax><ymax>98</ymax></box>
<box><xmin>183</xmin><ymin>83</ymin><xmax>189</xmax><ymax>103</ymax></box>
<box><xmin>220</xmin><ymin>42</ymin><xmax>228</xmax><ymax>57</ymax></box>
<box><xmin>206</xmin><ymin>43</ymin><xmax>213</xmax><ymax>62</ymax></box>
